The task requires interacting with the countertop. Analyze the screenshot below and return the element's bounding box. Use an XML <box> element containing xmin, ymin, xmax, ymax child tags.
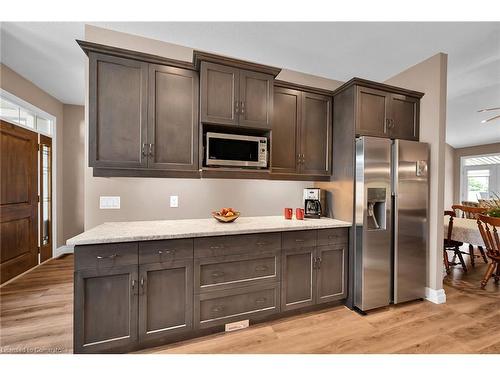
<box><xmin>67</xmin><ymin>216</ymin><xmax>351</xmax><ymax>246</ymax></box>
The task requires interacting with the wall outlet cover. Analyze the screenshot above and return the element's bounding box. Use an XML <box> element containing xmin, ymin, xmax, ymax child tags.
<box><xmin>99</xmin><ymin>196</ymin><xmax>120</xmax><ymax>209</ymax></box>
<box><xmin>170</xmin><ymin>195</ymin><xmax>179</xmax><ymax>208</ymax></box>
<box><xmin>225</xmin><ymin>320</ymin><xmax>249</xmax><ymax>332</ymax></box>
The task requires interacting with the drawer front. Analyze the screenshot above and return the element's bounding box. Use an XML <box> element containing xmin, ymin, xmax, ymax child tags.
<box><xmin>75</xmin><ymin>242</ymin><xmax>138</xmax><ymax>270</ymax></box>
<box><xmin>197</xmin><ymin>253</ymin><xmax>279</xmax><ymax>292</ymax></box>
<box><xmin>282</xmin><ymin>230</ymin><xmax>317</xmax><ymax>249</ymax></box>
<box><xmin>196</xmin><ymin>283</ymin><xmax>280</xmax><ymax>328</ymax></box>
<box><xmin>139</xmin><ymin>239</ymin><xmax>193</xmax><ymax>264</ymax></box>
<box><xmin>194</xmin><ymin>232</ymin><xmax>281</xmax><ymax>258</ymax></box>
<box><xmin>317</xmin><ymin>228</ymin><xmax>348</xmax><ymax>247</ymax></box>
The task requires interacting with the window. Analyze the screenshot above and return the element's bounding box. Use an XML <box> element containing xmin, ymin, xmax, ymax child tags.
<box><xmin>461</xmin><ymin>154</ymin><xmax>500</xmax><ymax>202</ymax></box>
<box><xmin>0</xmin><ymin>90</ymin><xmax>54</xmax><ymax>136</ymax></box>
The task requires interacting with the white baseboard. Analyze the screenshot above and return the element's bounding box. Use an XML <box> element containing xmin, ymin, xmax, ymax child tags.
<box><xmin>54</xmin><ymin>245</ymin><xmax>74</xmax><ymax>257</ymax></box>
<box><xmin>425</xmin><ymin>287</ymin><xmax>446</xmax><ymax>304</ymax></box>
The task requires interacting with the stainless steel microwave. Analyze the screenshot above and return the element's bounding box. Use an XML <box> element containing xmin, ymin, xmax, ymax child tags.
<box><xmin>206</xmin><ymin>132</ymin><xmax>268</xmax><ymax>168</ymax></box>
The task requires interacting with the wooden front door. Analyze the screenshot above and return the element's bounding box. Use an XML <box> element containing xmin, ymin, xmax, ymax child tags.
<box><xmin>0</xmin><ymin>120</ymin><xmax>39</xmax><ymax>283</ymax></box>
<box><xmin>39</xmin><ymin>134</ymin><xmax>52</xmax><ymax>262</ymax></box>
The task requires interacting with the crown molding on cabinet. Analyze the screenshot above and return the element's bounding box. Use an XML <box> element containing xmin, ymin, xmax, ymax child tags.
<box><xmin>332</xmin><ymin>77</ymin><xmax>425</xmax><ymax>98</ymax></box>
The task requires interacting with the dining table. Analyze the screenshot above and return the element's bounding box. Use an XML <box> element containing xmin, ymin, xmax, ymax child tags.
<box><xmin>443</xmin><ymin>216</ymin><xmax>485</xmax><ymax>246</ymax></box>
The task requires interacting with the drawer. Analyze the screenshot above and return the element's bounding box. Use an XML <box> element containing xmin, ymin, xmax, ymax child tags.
<box><xmin>196</xmin><ymin>252</ymin><xmax>280</xmax><ymax>292</ymax></box>
<box><xmin>196</xmin><ymin>283</ymin><xmax>280</xmax><ymax>328</ymax></box>
<box><xmin>282</xmin><ymin>230</ymin><xmax>317</xmax><ymax>249</ymax></box>
<box><xmin>194</xmin><ymin>232</ymin><xmax>281</xmax><ymax>258</ymax></box>
<box><xmin>75</xmin><ymin>242</ymin><xmax>138</xmax><ymax>270</ymax></box>
<box><xmin>317</xmin><ymin>228</ymin><xmax>348</xmax><ymax>247</ymax></box>
<box><xmin>139</xmin><ymin>239</ymin><xmax>193</xmax><ymax>264</ymax></box>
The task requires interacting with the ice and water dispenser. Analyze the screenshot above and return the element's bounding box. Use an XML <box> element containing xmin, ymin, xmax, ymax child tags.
<box><xmin>366</xmin><ymin>188</ymin><xmax>386</xmax><ymax>230</ymax></box>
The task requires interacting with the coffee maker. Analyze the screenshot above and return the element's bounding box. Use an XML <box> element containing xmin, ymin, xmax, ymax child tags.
<box><xmin>303</xmin><ymin>188</ymin><xmax>322</xmax><ymax>218</ymax></box>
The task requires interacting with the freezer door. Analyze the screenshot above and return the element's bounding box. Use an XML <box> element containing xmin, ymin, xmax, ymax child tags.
<box><xmin>354</xmin><ymin>137</ymin><xmax>392</xmax><ymax>311</ymax></box>
<box><xmin>393</xmin><ymin>139</ymin><xmax>428</xmax><ymax>304</ymax></box>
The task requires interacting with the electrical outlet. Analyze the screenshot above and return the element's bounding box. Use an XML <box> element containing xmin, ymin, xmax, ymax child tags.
<box><xmin>100</xmin><ymin>196</ymin><xmax>120</xmax><ymax>209</ymax></box>
<box><xmin>170</xmin><ymin>195</ymin><xmax>179</xmax><ymax>208</ymax></box>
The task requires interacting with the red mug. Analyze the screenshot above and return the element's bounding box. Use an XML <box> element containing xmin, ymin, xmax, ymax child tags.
<box><xmin>296</xmin><ymin>208</ymin><xmax>304</xmax><ymax>220</ymax></box>
<box><xmin>284</xmin><ymin>208</ymin><xmax>293</xmax><ymax>220</ymax></box>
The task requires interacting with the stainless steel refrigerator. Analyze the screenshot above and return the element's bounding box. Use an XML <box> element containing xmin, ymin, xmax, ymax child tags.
<box><xmin>354</xmin><ymin>136</ymin><xmax>429</xmax><ymax>312</ymax></box>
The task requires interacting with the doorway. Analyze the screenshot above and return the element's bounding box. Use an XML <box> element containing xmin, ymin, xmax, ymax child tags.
<box><xmin>0</xmin><ymin>120</ymin><xmax>54</xmax><ymax>283</ymax></box>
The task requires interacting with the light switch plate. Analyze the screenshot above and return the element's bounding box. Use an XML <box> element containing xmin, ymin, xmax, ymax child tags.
<box><xmin>170</xmin><ymin>195</ymin><xmax>179</xmax><ymax>208</ymax></box>
<box><xmin>225</xmin><ymin>320</ymin><xmax>249</xmax><ymax>332</ymax></box>
<box><xmin>100</xmin><ymin>196</ymin><xmax>120</xmax><ymax>209</ymax></box>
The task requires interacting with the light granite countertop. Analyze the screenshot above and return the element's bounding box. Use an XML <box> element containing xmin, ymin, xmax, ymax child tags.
<box><xmin>67</xmin><ymin>216</ymin><xmax>351</xmax><ymax>246</ymax></box>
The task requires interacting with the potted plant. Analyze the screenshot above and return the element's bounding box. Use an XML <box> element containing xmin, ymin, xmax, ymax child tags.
<box><xmin>482</xmin><ymin>192</ymin><xmax>500</xmax><ymax>217</ymax></box>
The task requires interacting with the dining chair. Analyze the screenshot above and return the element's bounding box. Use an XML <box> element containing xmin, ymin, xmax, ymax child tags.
<box><xmin>451</xmin><ymin>204</ymin><xmax>489</xmax><ymax>267</ymax></box>
<box><xmin>477</xmin><ymin>214</ymin><xmax>500</xmax><ymax>288</ymax></box>
<box><xmin>444</xmin><ymin>210</ymin><xmax>467</xmax><ymax>272</ymax></box>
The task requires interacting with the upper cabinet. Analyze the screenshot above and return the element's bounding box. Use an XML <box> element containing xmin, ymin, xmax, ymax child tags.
<box><xmin>84</xmin><ymin>42</ymin><xmax>200</xmax><ymax>176</ymax></box>
<box><xmin>335</xmin><ymin>78</ymin><xmax>424</xmax><ymax>142</ymax></box>
<box><xmin>148</xmin><ymin>65</ymin><xmax>199</xmax><ymax>171</ymax></box>
<box><xmin>200</xmin><ymin>62</ymin><xmax>273</xmax><ymax>129</ymax></box>
<box><xmin>89</xmin><ymin>53</ymin><xmax>148</xmax><ymax>169</ymax></box>
<box><xmin>272</xmin><ymin>83</ymin><xmax>332</xmax><ymax>179</ymax></box>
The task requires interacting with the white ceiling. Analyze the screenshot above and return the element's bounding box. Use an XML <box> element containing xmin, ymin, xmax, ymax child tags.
<box><xmin>1</xmin><ymin>22</ymin><xmax>499</xmax><ymax>148</ymax></box>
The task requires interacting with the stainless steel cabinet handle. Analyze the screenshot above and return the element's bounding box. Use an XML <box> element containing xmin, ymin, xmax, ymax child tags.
<box><xmin>209</xmin><ymin>245</ymin><xmax>225</xmax><ymax>250</ymax></box>
<box><xmin>256</xmin><ymin>241</ymin><xmax>268</xmax><ymax>246</ymax></box>
<box><xmin>96</xmin><ymin>254</ymin><xmax>118</xmax><ymax>260</ymax></box>
<box><xmin>384</xmin><ymin>119</ymin><xmax>390</xmax><ymax>133</ymax></box>
<box><xmin>390</xmin><ymin>119</ymin><xmax>396</xmax><ymax>129</ymax></box>
<box><xmin>255</xmin><ymin>297</ymin><xmax>267</xmax><ymax>304</ymax></box>
<box><xmin>235</xmin><ymin>100</ymin><xmax>239</xmax><ymax>115</ymax></box>
<box><xmin>295</xmin><ymin>239</ymin><xmax>305</xmax><ymax>243</ymax></box>
<box><xmin>240</xmin><ymin>101</ymin><xmax>245</xmax><ymax>114</ymax></box>
<box><xmin>132</xmin><ymin>279</ymin><xmax>136</xmax><ymax>289</ymax></box>
<box><xmin>317</xmin><ymin>257</ymin><xmax>322</xmax><ymax>269</ymax></box>
<box><xmin>211</xmin><ymin>271</ymin><xmax>225</xmax><ymax>278</ymax></box>
<box><xmin>255</xmin><ymin>265</ymin><xmax>269</xmax><ymax>272</ymax></box>
<box><xmin>158</xmin><ymin>249</ymin><xmax>174</xmax><ymax>255</ymax></box>
<box><xmin>142</xmin><ymin>143</ymin><xmax>148</xmax><ymax>157</ymax></box>
<box><xmin>148</xmin><ymin>143</ymin><xmax>154</xmax><ymax>157</ymax></box>
<box><xmin>140</xmin><ymin>277</ymin><xmax>145</xmax><ymax>293</ymax></box>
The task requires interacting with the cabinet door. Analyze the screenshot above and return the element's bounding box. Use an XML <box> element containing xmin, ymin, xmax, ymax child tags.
<box><xmin>200</xmin><ymin>62</ymin><xmax>239</xmax><ymax>126</ymax></box>
<box><xmin>315</xmin><ymin>245</ymin><xmax>347</xmax><ymax>304</ymax></box>
<box><xmin>89</xmin><ymin>52</ymin><xmax>148</xmax><ymax>168</ymax></box>
<box><xmin>299</xmin><ymin>92</ymin><xmax>332</xmax><ymax>175</ymax></box>
<box><xmin>239</xmin><ymin>69</ymin><xmax>273</xmax><ymax>129</ymax></box>
<box><xmin>74</xmin><ymin>265</ymin><xmax>138</xmax><ymax>353</ymax></box>
<box><xmin>356</xmin><ymin>86</ymin><xmax>390</xmax><ymax>138</ymax></box>
<box><xmin>138</xmin><ymin>260</ymin><xmax>193</xmax><ymax>342</ymax></box>
<box><xmin>271</xmin><ymin>87</ymin><xmax>301</xmax><ymax>174</ymax></box>
<box><xmin>281</xmin><ymin>247</ymin><xmax>315</xmax><ymax>311</ymax></box>
<box><xmin>148</xmin><ymin>65</ymin><xmax>199</xmax><ymax>170</ymax></box>
<box><xmin>389</xmin><ymin>94</ymin><xmax>419</xmax><ymax>141</ymax></box>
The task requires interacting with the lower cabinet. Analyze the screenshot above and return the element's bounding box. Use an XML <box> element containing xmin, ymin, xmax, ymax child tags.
<box><xmin>74</xmin><ymin>228</ymin><xmax>348</xmax><ymax>353</ymax></box>
<box><xmin>74</xmin><ymin>264</ymin><xmax>139</xmax><ymax>353</ymax></box>
<box><xmin>138</xmin><ymin>259</ymin><xmax>193</xmax><ymax>342</ymax></box>
<box><xmin>281</xmin><ymin>241</ymin><xmax>347</xmax><ymax>311</ymax></box>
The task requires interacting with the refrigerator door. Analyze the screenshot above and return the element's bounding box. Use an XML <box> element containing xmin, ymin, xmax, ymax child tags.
<box><xmin>354</xmin><ymin>137</ymin><xmax>392</xmax><ymax>311</ymax></box>
<box><xmin>393</xmin><ymin>139</ymin><xmax>428</xmax><ymax>304</ymax></box>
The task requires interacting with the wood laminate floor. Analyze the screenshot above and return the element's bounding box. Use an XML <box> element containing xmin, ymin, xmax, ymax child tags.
<box><xmin>0</xmin><ymin>250</ymin><xmax>498</xmax><ymax>354</ymax></box>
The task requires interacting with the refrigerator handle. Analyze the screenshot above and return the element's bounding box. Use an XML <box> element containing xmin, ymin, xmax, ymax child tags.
<box><xmin>392</xmin><ymin>140</ymin><xmax>399</xmax><ymax>303</ymax></box>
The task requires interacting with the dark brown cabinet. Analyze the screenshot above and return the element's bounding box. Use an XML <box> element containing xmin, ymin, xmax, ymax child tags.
<box><xmin>334</xmin><ymin>78</ymin><xmax>423</xmax><ymax>142</ymax></box>
<box><xmin>86</xmin><ymin>46</ymin><xmax>199</xmax><ymax>177</ymax></box>
<box><xmin>281</xmin><ymin>229</ymin><xmax>347</xmax><ymax>312</ymax></box>
<box><xmin>89</xmin><ymin>52</ymin><xmax>148</xmax><ymax>169</ymax></box>
<box><xmin>148</xmin><ymin>65</ymin><xmax>199</xmax><ymax>171</ymax></box>
<box><xmin>74</xmin><ymin>264</ymin><xmax>139</xmax><ymax>353</ymax></box>
<box><xmin>200</xmin><ymin>62</ymin><xmax>273</xmax><ymax>129</ymax></box>
<box><xmin>272</xmin><ymin>85</ymin><xmax>332</xmax><ymax>177</ymax></box>
<box><xmin>138</xmin><ymin>259</ymin><xmax>193</xmax><ymax>342</ymax></box>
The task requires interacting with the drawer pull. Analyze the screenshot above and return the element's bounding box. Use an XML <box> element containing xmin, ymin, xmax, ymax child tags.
<box><xmin>255</xmin><ymin>265</ymin><xmax>269</xmax><ymax>272</ymax></box>
<box><xmin>209</xmin><ymin>245</ymin><xmax>225</xmax><ymax>250</ymax></box>
<box><xmin>211</xmin><ymin>271</ymin><xmax>225</xmax><ymax>278</ymax></box>
<box><xmin>158</xmin><ymin>249</ymin><xmax>175</xmax><ymax>255</ymax></box>
<box><xmin>211</xmin><ymin>305</ymin><xmax>224</xmax><ymax>313</ymax></box>
<box><xmin>96</xmin><ymin>254</ymin><xmax>118</xmax><ymax>260</ymax></box>
<box><xmin>328</xmin><ymin>235</ymin><xmax>337</xmax><ymax>239</ymax></box>
<box><xmin>295</xmin><ymin>239</ymin><xmax>305</xmax><ymax>243</ymax></box>
<box><xmin>256</xmin><ymin>241</ymin><xmax>268</xmax><ymax>246</ymax></box>
<box><xmin>255</xmin><ymin>297</ymin><xmax>267</xmax><ymax>304</ymax></box>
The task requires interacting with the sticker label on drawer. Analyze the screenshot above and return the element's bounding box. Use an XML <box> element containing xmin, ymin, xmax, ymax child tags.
<box><xmin>225</xmin><ymin>319</ymin><xmax>249</xmax><ymax>332</ymax></box>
